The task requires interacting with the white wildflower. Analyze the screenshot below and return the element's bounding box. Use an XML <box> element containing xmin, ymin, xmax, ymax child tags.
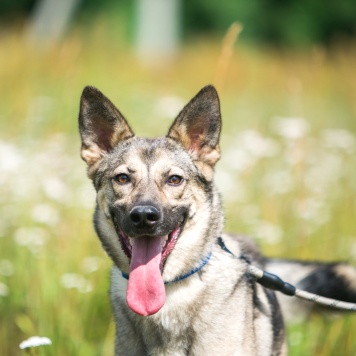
<box><xmin>31</xmin><ymin>204</ymin><xmax>60</xmax><ymax>226</ymax></box>
<box><xmin>0</xmin><ymin>141</ymin><xmax>23</xmax><ymax>173</ymax></box>
<box><xmin>295</xmin><ymin>198</ymin><xmax>330</xmax><ymax>225</ymax></box>
<box><xmin>14</xmin><ymin>227</ymin><xmax>49</xmax><ymax>253</ymax></box>
<box><xmin>239</xmin><ymin>130</ymin><xmax>279</xmax><ymax>158</ymax></box>
<box><xmin>42</xmin><ymin>177</ymin><xmax>69</xmax><ymax>202</ymax></box>
<box><xmin>19</xmin><ymin>336</ymin><xmax>52</xmax><ymax>349</ymax></box>
<box><xmin>33</xmin><ymin>151</ymin><xmax>70</xmax><ymax>175</ymax></box>
<box><xmin>61</xmin><ymin>273</ymin><xmax>93</xmax><ymax>293</ymax></box>
<box><xmin>155</xmin><ymin>95</ymin><xmax>185</xmax><ymax>119</ymax></box>
<box><xmin>215</xmin><ymin>171</ymin><xmax>246</xmax><ymax>202</ymax></box>
<box><xmin>215</xmin><ymin>170</ymin><xmax>235</xmax><ymax>194</ymax></box>
<box><xmin>273</xmin><ymin>117</ymin><xmax>310</xmax><ymax>140</ymax></box>
<box><xmin>263</xmin><ymin>170</ymin><xmax>293</xmax><ymax>195</ymax></box>
<box><xmin>0</xmin><ymin>260</ymin><xmax>14</xmax><ymax>276</ymax></box>
<box><xmin>78</xmin><ymin>184</ymin><xmax>96</xmax><ymax>209</ymax></box>
<box><xmin>223</xmin><ymin>148</ymin><xmax>254</xmax><ymax>173</ymax></box>
<box><xmin>81</xmin><ymin>257</ymin><xmax>100</xmax><ymax>274</ymax></box>
<box><xmin>321</xmin><ymin>128</ymin><xmax>355</xmax><ymax>153</ymax></box>
<box><xmin>304</xmin><ymin>153</ymin><xmax>343</xmax><ymax>194</ymax></box>
<box><xmin>254</xmin><ymin>221</ymin><xmax>283</xmax><ymax>244</ymax></box>
<box><xmin>0</xmin><ymin>282</ymin><xmax>9</xmax><ymax>297</ymax></box>
<box><xmin>284</xmin><ymin>142</ymin><xmax>305</xmax><ymax>165</ymax></box>
<box><xmin>223</xmin><ymin>131</ymin><xmax>278</xmax><ymax>173</ymax></box>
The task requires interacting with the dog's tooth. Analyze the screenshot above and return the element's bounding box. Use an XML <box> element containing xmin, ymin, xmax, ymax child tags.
<box><xmin>162</xmin><ymin>236</ymin><xmax>168</xmax><ymax>248</ymax></box>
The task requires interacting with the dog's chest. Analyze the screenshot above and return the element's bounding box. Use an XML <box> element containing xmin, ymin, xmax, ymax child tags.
<box><xmin>153</xmin><ymin>277</ymin><xmax>204</xmax><ymax>324</ymax></box>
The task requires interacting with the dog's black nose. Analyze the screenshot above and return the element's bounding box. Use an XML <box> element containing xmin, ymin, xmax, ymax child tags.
<box><xmin>129</xmin><ymin>206</ymin><xmax>161</xmax><ymax>228</ymax></box>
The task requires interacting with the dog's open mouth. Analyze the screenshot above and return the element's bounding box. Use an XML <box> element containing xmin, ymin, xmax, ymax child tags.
<box><xmin>117</xmin><ymin>222</ymin><xmax>184</xmax><ymax>316</ymax></box>
<box><xmin>117</xmin><ymin>223</ymin><xmax>182</xmax><ymax>269</ymax></box>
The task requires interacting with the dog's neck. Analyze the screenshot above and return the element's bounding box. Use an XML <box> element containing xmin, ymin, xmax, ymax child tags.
<box><xmin>120</xmin><ymin>247</ymin><xmax>213</xmax><ymax>284</ymax></box>
<box><xmin>120</xmin><ymin>237</ymin><xmax>248</xmax><ymax>285</ymax></box>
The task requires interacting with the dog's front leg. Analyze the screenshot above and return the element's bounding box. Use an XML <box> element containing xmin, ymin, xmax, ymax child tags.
<box><xmin>110</xmin><ymin>269</ymin><xmax>146</xmax><ymax>355</ymax></box>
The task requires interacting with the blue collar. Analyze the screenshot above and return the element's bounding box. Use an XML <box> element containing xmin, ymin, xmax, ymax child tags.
<box><xmin>121</xmin><ymin>248</ymin><xmax>212</xmax><ymax>284</ymax></box>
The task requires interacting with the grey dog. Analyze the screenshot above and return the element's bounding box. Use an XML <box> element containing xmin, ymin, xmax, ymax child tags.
<box><xmin>79</xmin><ymin>85</ymin><xmax>356</xmax><ymax>355</ymax></box>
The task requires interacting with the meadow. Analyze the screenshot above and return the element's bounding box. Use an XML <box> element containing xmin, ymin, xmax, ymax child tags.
<box><xmin>0</xmin><ymin>23</ymin><xmax>356</xmax><ymax>355</ymax></box>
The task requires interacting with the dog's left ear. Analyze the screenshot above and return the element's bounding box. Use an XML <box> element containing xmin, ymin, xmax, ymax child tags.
<box><xmin>167</xmin><ymin>85</ymin><xmax>221</xmax><ymax>180</ymax></box>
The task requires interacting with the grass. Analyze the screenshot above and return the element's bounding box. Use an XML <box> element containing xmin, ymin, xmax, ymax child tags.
<box><xmin>0</xmin><ymin>22</ymin><xmax>355</xmax><ymax>355</ymax></box>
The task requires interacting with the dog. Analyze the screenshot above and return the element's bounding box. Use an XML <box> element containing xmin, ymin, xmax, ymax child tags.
<box><xmin>78</xmin><ymin>85</ymin><xmax>356</xmax><ymax>355</ymax></box>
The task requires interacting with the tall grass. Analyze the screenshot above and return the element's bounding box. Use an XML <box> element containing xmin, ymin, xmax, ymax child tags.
<box><xmin>0</xmin><ymin>23</ymin><xmax>355</xmax><ymax>355</ymax></box>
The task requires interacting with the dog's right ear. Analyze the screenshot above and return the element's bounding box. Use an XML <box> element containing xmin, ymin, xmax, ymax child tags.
<box><xmin>79</xmin><ymin>86</ymin><xmax>134</xmax><ymax>178</ymax></box>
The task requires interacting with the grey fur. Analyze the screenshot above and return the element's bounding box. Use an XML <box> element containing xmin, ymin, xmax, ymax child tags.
<box><xmin>79</xmin><ymin>85</ymin><xmax>355</xmax><ymax>355</ymax></box>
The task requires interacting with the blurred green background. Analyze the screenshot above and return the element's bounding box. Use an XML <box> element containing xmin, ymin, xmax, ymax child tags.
<box><xmin>0</xmin><ymin>1</ymin><xmax>355</xmax><ymax>355</ymax></box>
<box><xmin>1</xmin><ymin>0</ymin><xmax>356</xmax><ymax>46</ymax></box>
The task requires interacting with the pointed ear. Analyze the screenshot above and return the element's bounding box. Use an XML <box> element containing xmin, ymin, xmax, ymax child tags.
<box><xmin>167</xmin><ymin>85</ymin><xmax>221</xmax><ymax>179</ymax></box>
<box><xmin>79</xmin><ymin>86</ymin><xmax>134</xmax><ymax>177</ymax></box>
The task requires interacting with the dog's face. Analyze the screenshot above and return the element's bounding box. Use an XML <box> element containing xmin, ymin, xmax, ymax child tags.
<box><xmin>79</xmin><ymin>85</ymin><xmax>222</xmax><ymax>316</ymax></box>
<box><xmin>103</xmin><ymin>138</ymin><xmax>193</xmax><ymax>254</ymax></box>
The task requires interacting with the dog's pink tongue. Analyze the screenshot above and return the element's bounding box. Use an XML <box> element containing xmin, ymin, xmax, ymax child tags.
<box><xmin>126</xmin><ymin>236</ymin><xmax>165</xmax><ymax>316</ymax></box>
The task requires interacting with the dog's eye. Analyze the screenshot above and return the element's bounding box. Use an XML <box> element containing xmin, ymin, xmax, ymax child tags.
<box><xmin>167</xmin><ymin>175</ymin><xmax>183</xmax><ymax>186</ymax></box>
<box><xmin>114</xmin><ymin>174</ymin><xmax>130</xmax><ymax>184</ymax></box>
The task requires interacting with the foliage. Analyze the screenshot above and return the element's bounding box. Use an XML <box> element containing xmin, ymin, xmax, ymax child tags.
<box><xmin>0</xmin><ymin>0</ymin><xmax>35</xmax><ymax>21</ymax></box>
<box><xmin>1</xmin><ymin>0</ymin><xmax>356</xmax><ymax>46</ymax></box>
<box><xmin>183</xmin><ymin>0</ymin><xmax>356</xmax><ymax>46</ymax></box>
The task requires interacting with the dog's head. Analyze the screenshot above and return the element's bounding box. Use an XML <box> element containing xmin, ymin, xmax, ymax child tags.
<box><xmin>79</xmin><ymin>85</ymin><xmax>222</xmax><ymax>315</ymax></box>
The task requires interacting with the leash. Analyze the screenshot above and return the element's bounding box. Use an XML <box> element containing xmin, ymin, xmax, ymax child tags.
<box><xmin>217</xmin><ymin>237</ymin><xmax>356</xmax><ymax>312</ymax></box>
<box><xmin>247</xmin><ymin>264</ymin><xmax>356</xmax><ymax>311</ymax></box>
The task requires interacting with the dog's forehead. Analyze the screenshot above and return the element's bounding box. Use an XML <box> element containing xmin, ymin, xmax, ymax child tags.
<box><xmin>108</xmin><ymin>137</ymin><xmax>194</xmax><ymax>171</ymax></box>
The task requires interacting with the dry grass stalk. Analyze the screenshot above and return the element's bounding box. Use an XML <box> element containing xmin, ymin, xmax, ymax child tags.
<box><xmin>214</xmin><ymin>22</ymin><xmax>243</xmax><ymax>91</ymax></box>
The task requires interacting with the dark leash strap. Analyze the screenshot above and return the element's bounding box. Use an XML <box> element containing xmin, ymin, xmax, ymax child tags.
<box><xmin>217</xmin><ymin>236</ymin><xmax>356</xmax><ymax>311</ymax></box>
<box><xmin>217</xmin><ymin>237</ymin><xmax>295</xmax><ymax>296</ymax></box>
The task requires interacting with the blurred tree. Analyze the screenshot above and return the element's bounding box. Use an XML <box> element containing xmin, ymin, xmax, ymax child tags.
<box><xmin>182</xmin><ymin>0</ymin><xmax>356</xmax><ymax>46</ymax></box>
<box><xmin>135</xmin><ymin>0</ymin><xmax>181</xmax><ymax>62</ymax></box>
<box><xmin>0</xmin><ymin>0</ymin><xmax>35</xmax><ymax>23</ymax></box>
<box><xmin>26</xmin><ymin>0</ymin><xmax>82</xmax><ymax>44</ymax></box>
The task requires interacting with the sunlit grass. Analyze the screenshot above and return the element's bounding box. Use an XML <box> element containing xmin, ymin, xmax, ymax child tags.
<box><xmin>0</xmin><ymin>23</ymin><xmax>355</xmax><ymax>355</ymax></box>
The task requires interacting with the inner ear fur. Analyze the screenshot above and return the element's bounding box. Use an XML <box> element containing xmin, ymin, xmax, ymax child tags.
<box><xmin>79</xmin><ymin>86</ymin><xmax>134</xmax><ymax>177</ymax></box>
<box><xmin>167</xmin><ymin>85</ymin><xmax>221</xmax><ymax>177</ymax></box>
